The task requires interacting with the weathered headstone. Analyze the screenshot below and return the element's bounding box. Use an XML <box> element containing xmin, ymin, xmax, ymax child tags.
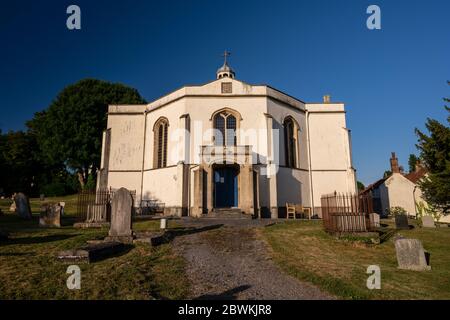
<box><xmin>59</xmin><ymin>202</ymin><xmax>66</xmax><ymax>216</ymax></box>
<box><xmin>105</xmin><ymin>188</ymin><xmax>134</xmax><ymax>243</ymax></box>
<box><xmin>9</xmin><ymin>201</ymin><xmax>16</xmax><ymax>212</ymax></box>
<box><xmin>368</xmin><ymin>213</ymin><xmax>380</xmax><ymax>228</ymax></box>
<box><xmin>395</xmin><ymin>214</ymin><xmax>409</xmax><ymax>230</ymax></box>
<box><xmin>14</xmin><ymin>193</ymin><xmax>32</xmax><ymax>219</ymax></box>
<box><xmin>421</xmin><ymin>216</ymin><xmax>435</xmax><ymax>228</ymax></box>
<box><xmin>57</xmin><ymin>241</ymin><xmax>126</xmax><ymax>263</ymax></box>
<box><xmin>395</xmin><ymin>238</ymin><xmax>430</xmax><ymax>271</ymax></box>
<box><xmin>39</xmin><ymin>203</ymin><xmax>62</xmax><ymax>227</ymax></box>
<box><xmin>40</xmin><ymin>194</ymin><xmax>45</xmax><ymax>201</ymax></box>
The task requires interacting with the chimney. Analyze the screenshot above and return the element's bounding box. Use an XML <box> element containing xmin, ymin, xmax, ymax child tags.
<box><xmin>415</xmin><ymin>159</ymin><xmax>422</xmax><ymax>173</ymax></box>
<box><xmin>323</xmin><ymin>95</ymin><xmax>331</xmax><ymax>103</ymax></box>
<box><xmin>390</xmin><ymin>152</ymin><xmax>400</xmax><ymax>173</ymax></box>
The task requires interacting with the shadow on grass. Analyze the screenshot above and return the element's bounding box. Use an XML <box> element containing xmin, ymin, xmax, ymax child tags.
<box><xmin>146</xmin><ymin>224</ymin><xmax>224</xmax><ymax>247</ymax></box>
<box><xmin>193</xmin><ymin>285</ymin><xmax>252</xmax><ymax>300</ymax></box>
<box><xmin>90</xmin><ymin>244</ymin><xmax>135</xmax><ymax>263</ymax></box>
<box><xmin>0</xmin><ymin>234</ymin><xmax>77</xmax><ymax>246</ymax></box>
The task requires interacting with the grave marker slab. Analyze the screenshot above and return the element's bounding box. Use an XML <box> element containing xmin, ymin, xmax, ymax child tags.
<box><xmin>14</xmin><ymin>193</ymin><xmax>32</xmax><ymax>219</ymax></box>
<box><xmin>39</xmin><ymin>203</ymin><xmax>62</xmax><ymax>227</ymax></box>
<box><xmin>421</xmin><ymin>216</ymin><xmax>435</xmax><ymax>228</ymax></box>
<box><xmin>57</xmin><ymin>241</ymin><xmax>126</xmax><ymax>263</ymax></box>
<box><xmin>105</xmin><ymin>188</ymin><xmax>134</xmax><ymax>243</ymax></box>
<box><xmin>368</xmin><ymin>213</ymin><xmax>380</xmax><ymax>228</ymax></box>
<box><xmin>395</xmin><ymin>238</ymin><xmax>431</xmax><ymax>271</ymax></box>
<box><xmin>395</xmin><ymin>214</ymin><xmax>409</xmax><ymax>230</ymax></box>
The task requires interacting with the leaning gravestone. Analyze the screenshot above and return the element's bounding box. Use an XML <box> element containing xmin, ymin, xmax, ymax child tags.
<box><xmin>421</xmin><ymin>216</ymin><xmax>435</xmax><ymax>228</ymax></box>
<box><xmin>395</xmin><ymin>214</ymin><xmax>409</xmax><ymax>230</ymax></box>
<box><xmin>395</xmin><ymin>237</ymin><xmax>431</xmax><ymax>271</ymax></box>
<box><xmin>105</xmin><ymin>188</ymin><xmax>134</xmax><ymax>243</ymax></box>
<box><xmin>39</xmin><ymin>203</ymin><xmax>62</xmax><ymax>227</ymax></box>
<box><xmin>14</xmin><ymin>193</ymin><xmax>32</xmax><ymax>219</ymax></box>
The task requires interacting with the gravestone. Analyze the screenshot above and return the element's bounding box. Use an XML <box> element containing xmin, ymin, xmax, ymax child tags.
<box><xmin>395</xmin><ymin>238</ymin><xmax>431</xmax><ymax>271</ymax></box>
<box><xmin>421</xmin><ymin>216</ymin><xmax>435</xmax><ymax>228</ymax></box>
<box><xmin>39</xmin><ymin>203</ymin><xmax>62</xmax><ymax>227</ymax></box>
<box><xmin>105</xmin><ymin>188</ymin><xmax>134</xmax><ymax>243</ymax></box>
<box><xmin>9</xmin><ymin>200</ymin><xmax>16</xmax><ymax>212</ymax></box>
<box><xmin>40</xmin><ymin>194</ymin><xmax>45</xmax><ymax>201</ymax></box>
<box><xmin>14</xmin><ymin>193</ymin><xmax>32</xmax><ymax>219</ymax></box>
<box><xmin>59</xmin><ymin>202</ymin><xmax>66</xmax><ymax>216</ymax></box>
<box><xmin>57</xmin><ymin>241</ymin><xmax>126</xmax><ymax>263</ymax></box>
<box><xmin>368</xmin><ymin>213</ymin><xmax>380</xmax><ymax>228</ymax></box>
<box><xmin>395</xmin><ymin>214</ymin><xmax>409</xmax><ymax>230</ymax></box>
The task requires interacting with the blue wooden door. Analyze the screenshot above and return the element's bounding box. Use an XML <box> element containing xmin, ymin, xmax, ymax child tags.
<box><xmin>214</xmin><ymin>167</ymin><xmax>238</xmax><ymax>208</ymax></box>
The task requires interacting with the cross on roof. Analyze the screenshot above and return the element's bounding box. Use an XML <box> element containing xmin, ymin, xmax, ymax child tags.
<box><xmin>222</xmin><ymin>50</ymin><xmax>231</xmax><ymax>64</ymax></box>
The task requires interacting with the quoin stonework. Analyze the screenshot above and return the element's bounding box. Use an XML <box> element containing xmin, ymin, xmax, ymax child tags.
<box><xmin>97</xmin><ymin>55</ymin><xmax>357</xmax><ymax>218</ymax></box>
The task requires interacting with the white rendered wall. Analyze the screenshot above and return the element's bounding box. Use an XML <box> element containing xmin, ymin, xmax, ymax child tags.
<box><xmin>384</xmin><ymin>173</ymin><xmax>422</xmax><ymax>216</ymax></box>
<box><xmin>142</xmin><ymin>166</ymin><xmax>179</xmax><ymax>206</ymax></box>
<box><xmin>306</xmin><ymin>103</ymin><xmax>357</xmax><ymax>208</ymax></box>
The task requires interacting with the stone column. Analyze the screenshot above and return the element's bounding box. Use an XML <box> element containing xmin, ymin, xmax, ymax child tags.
<box><xmin>205</xmin><ymin>165</ymin><xmax>213</xmax><ymax>214</ymax></box>
<box><xmin>265</xmin><ymin>114</ymin><xmax>278</xmax><ymax>219</ymax></box>
<box><xmin>268</xmin><ymin>163</ymin><xmax>278</xmax><ymax>219</ymax></box>
<box><xmin>175</xmin><ymin>162</ymin><xmax>189</xmax><ymax>217</ymax></box>
<box><xmin>239</xmin><ymin>164</ymin><xmax>254</xmax><ymax>215</ymax></box>
<box><xmin>179</xmin><ymin>114</ymin><xmax>190</xmax><ymax>163</ymax></box>
<box><xmin>192</xmin><ymin>166</ymin><xmax>204</xmax><ymax>217</ymax></box>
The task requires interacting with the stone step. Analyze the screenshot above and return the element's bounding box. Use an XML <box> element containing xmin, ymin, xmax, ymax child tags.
<box><xmin>206</xmin><ymin>208</ymin><xmax>253</xmax><ymax>220</ymax></box>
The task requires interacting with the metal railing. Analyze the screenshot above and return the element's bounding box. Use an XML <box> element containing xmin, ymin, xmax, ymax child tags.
<box><xmin>76</xmin><ymin>188</ymin><xmax>136</xmax><ymax>222</ymax></box>
<box><xmin>321</xmin><ymin>192</ymin><xmax>376</xmax><ymax>233</ymax></box>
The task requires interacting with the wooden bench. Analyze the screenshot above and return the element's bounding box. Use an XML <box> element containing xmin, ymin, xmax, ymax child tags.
<box><xmin>286</xmin><ymin>203</ymin><xmax>312</xmax><ymax>219</ymax></box>
<box><xmin>140</xmin><ymin>200</ymin><xmax>165</xmax><ymax>215</ymax></box>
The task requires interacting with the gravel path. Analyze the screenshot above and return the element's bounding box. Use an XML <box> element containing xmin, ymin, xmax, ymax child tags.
<box><xmin>173</xmin><ymin>219</ymin><xmax>334</xmax><ymax>300</ymax></box>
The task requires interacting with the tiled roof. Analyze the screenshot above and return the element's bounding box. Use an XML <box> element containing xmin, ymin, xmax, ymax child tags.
<box><xmin>404</xmin><ymin>167</ymin><xmax>428</xmax><ymax>184</ymax></box>
<box><xmin>360</xmin><ymin>177</ymin><xmax>387</xmax><ymax>194</ymax></box>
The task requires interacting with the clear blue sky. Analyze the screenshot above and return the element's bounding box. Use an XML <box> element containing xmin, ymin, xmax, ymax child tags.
<box><xmin>0</xmin><ymin>0</ymin><xmax>449</xmax><ymax>185</ymax></box>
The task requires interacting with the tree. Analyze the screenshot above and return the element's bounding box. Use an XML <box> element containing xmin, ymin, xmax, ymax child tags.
<box><xmin>0</xmin><ymin>130</ymin><xmax>41</xmax><ymax>195</ymax></box>
<box><xmin>357</xmin><ymin>181</ymin><xmax>365</xmax><ymax>192</ymax></box>
<box><xmin>27</xmin><ymin>79</ymin><xmax>146</xmax><ymax>188</ymax></box>
<box><xmin>408</xmin><ymin>154</ymin><xmax>419</xmax><ymax>173</ymax></box>
<box><xmin>414</xmin><ymin>81</ymin><xmax>450</xmax><ymax>214</ymax></box>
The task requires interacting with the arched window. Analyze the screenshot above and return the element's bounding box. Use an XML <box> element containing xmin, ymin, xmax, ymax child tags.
<box><xmin>213</xmin><ymin>111</ymin><xmax>237</xmax><ymax>146</ymax></box>
<box><xmin>153</xmin><ymin>118</ymin><xmax>169</xmax><ymax>168</ymax></box>
<box><xmin>284</xmin><ymin>117</ymin><xmax>297</xmax><ymax>168</ymax></box>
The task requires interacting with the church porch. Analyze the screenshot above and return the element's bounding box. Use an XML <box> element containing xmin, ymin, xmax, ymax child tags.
<box><xmin>190</xmin><ymin>145</ymin><xmax>259</xmax><ymax>218</ymax></box>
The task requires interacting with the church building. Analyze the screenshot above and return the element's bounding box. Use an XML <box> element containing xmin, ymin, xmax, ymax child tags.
<box><xmin>97</xmin><ymin>54</ymin><xmax>357</xmax><ymax>218</ymax></box>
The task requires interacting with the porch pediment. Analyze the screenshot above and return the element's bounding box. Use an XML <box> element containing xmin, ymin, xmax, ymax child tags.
<box><xmin>200</xmin><ymin>145</ymin><xmax>252</xmax><ymax>166</ymax></box>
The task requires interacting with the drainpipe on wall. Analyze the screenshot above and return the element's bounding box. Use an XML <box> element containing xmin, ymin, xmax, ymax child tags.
<box><xmin>306</xmin><ymin>110</ymin><xmax>315</xmax><ymax>216</ymax></box>
<box><xmin>140</xmin><ymin>109</ymin><xmax>148</xmax><ymax>205</ymax></box>
<box><xmin>413</xmin><ymin>185</ymin><xmax>418</xmax><ymax>217</ymax></box>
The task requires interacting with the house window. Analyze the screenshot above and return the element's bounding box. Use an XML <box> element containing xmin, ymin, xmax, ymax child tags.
<box><xmin>284</xmin><ymin>117</ymin><xmax>297</xmax><ymax>168</ymax></box>
<box><xmin>213</xmin><ymin>112</ymin><xmax>237</xmax><ymax>146</ymax></box>
<box><xmin>154</xmin><ymin>118</ymin><xmax>169</xmax><ymax>168</ymax></box>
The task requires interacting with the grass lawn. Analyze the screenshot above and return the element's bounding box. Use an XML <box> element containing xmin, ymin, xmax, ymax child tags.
<box><xmin>0</xmin><ymin>210</ymin><xmax>189</xmax><ymax>300</ymax></box>
<box><xmin>263</xmin><ymin>220</ymin><xmax>450</xmax><ymax>300</ymax></box>
<box><xmin>0</xmin><ymin>194</ymin><xmax>79</xmax><ymax>216</ymax></box>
